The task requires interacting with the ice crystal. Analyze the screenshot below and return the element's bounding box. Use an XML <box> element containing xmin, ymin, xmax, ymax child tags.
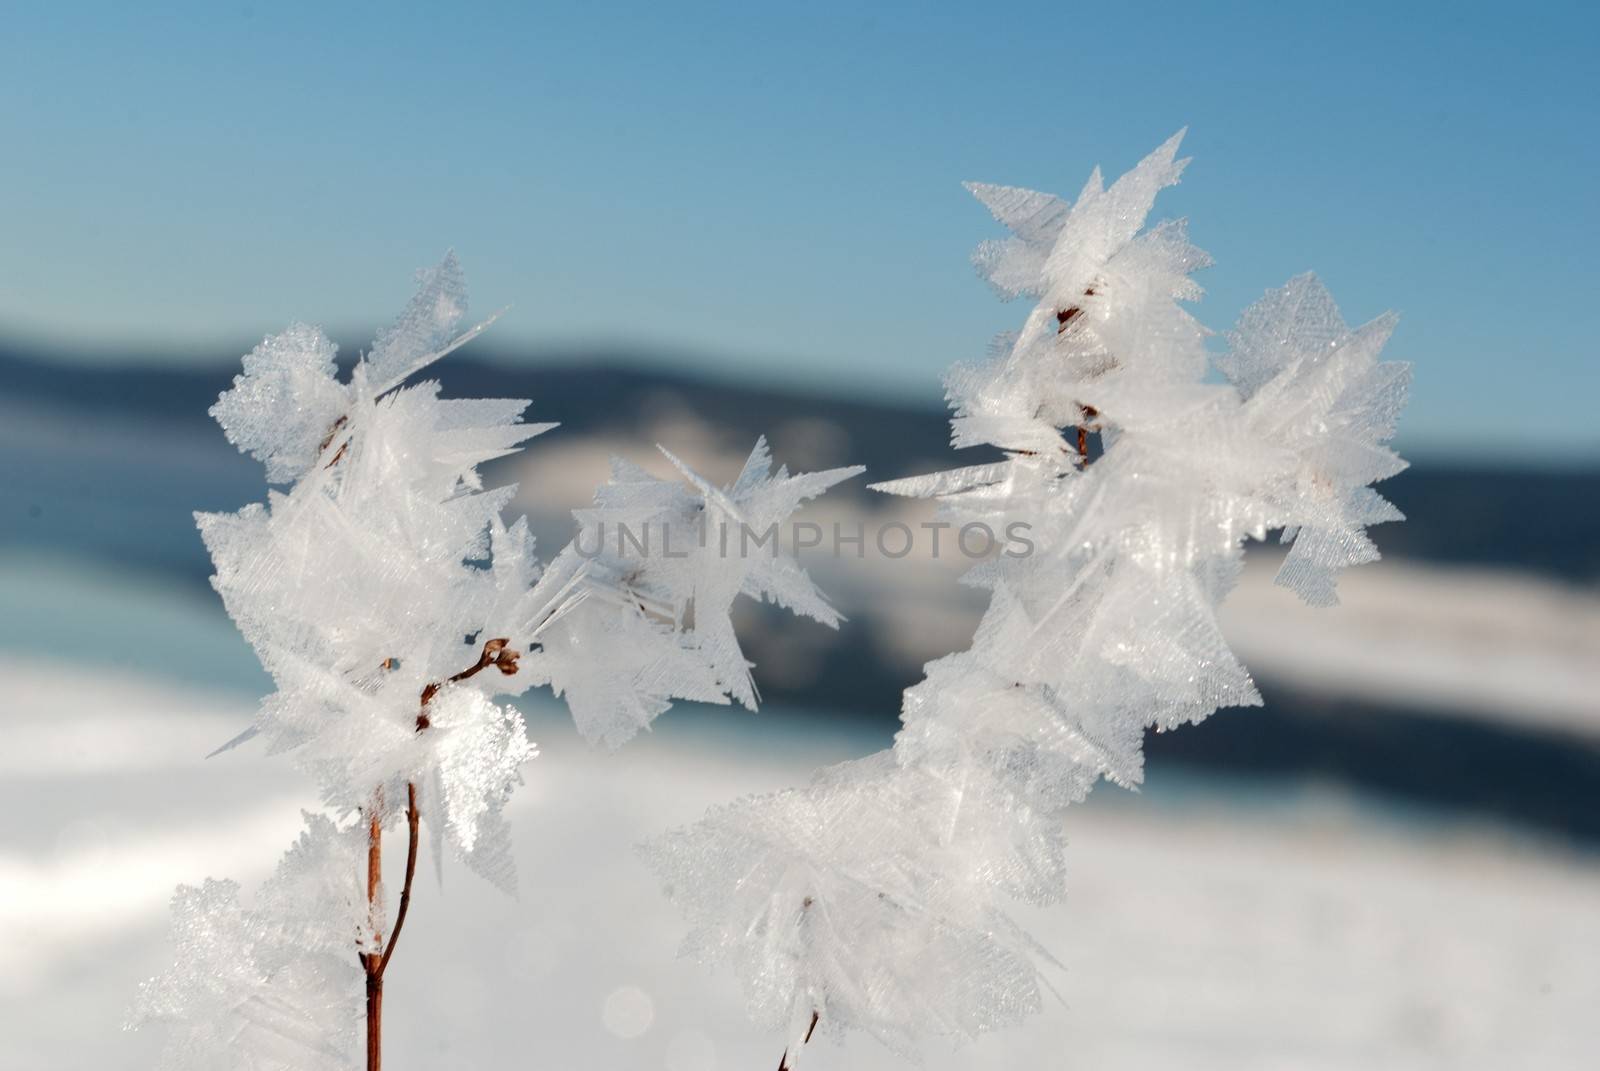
<box><xmin>135</xmin><ymin>256</ymin><xmax>859</xmax><ymax>1067</ymax></box>
<box><xmin>132</xmin><ymin>816</ymin><xmax>367</xmax><ymax>1071</ymax></box>
<box><xmin>648</xmin><ymin>132</ymin><xmax>1409</xmax><ymax>1061</ymax></box>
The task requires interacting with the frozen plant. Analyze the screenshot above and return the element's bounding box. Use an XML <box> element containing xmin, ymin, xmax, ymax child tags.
<box><xmin>130</xmin><ymin>255</ymin><xmax>861</xmax><ymax>1070</ymax></box>
<box><xmin>645</xmin><ymin>131</ymin><xmax>1410</xmax><ymax>1067</ymax></box>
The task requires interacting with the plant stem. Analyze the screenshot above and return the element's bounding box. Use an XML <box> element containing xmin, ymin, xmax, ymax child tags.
<box><xmin>364</xmin><ymin>797</ymin><xmax>384</xmax><ymax>1071</ymax></box>
<box><xmin>417</xmin><ymin>638</ymin><xmax>519</xmax><ymax>729</ymax></box>
<box><xmin>359</xmin><ymin>639</ymin><xmax>514</xmax><ymax>1068</ymax></box>
<box><xmin>378</xmin><ymin>783</ymin><xmax>420</xmax><ymax>975</ymax></box>
<box><xmin>365</xmin><ymin>967</ymin><xmax>382</xmax><ymax>1071</ymax></box>
<box><xmin>361</xmin><ymin>783</ymin><xmax>420</xmax><ymax>1071</ymax></box>
<box><xmin>776</xmin><ymin>1010</ymin><xmax>820</xmax><ymax>1071</ymax></box>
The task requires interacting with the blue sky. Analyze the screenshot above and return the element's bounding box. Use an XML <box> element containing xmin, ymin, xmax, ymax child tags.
<box><xmin>2</xmin><ymin>1</ymin><xmax>1595</xmax><ymax>459</ymax></box>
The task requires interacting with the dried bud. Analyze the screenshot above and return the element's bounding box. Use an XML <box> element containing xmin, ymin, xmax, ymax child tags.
<box><xmin>495</xmin><ymin>648</ymin><xmax>521</xmax><ymax>675</ymax></box>
<box><xmin>482</xmin><ymin>637</ymin><xmax>509</xmax><ymax>657</ymax></box>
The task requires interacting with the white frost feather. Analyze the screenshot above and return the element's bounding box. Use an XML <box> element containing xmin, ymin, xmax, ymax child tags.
<box><xmin>648</xmin><ymin>132</ymin><xmax>1409</xmax><ymax>1060</ymax></box>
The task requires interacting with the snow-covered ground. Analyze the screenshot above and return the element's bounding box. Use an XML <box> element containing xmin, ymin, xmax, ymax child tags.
<box><xmin>5</xmin><ymin>655</ymin><xmax>1598</xmax><ymax>1071</ymax></box>
<box><xmin>1220</xmin><ymin>557</ymin><xmax>1600</xmax><ymax>738</ymax></box>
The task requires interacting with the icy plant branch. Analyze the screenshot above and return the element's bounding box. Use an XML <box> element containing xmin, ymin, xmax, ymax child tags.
<box><xmin>645</xmin><ymin>132</ymin><xmax>1410</xmax><ymax>1065</ymax></box>
<box><xmin>130</xmin><ymin>255</ymin><xmax>861</xmax><ymax>1070</ymax></box>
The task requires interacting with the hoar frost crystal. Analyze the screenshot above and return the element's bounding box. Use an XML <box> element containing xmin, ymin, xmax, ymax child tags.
<box><xmin>130</xmin><ymin>255</ymin><xmax>861</xmax><ymax>1069</ymax></box>
<box><xmin>645</xmin><ymin>131</ymin><xmax>1410</xmax><ymax>1065</ymax></box>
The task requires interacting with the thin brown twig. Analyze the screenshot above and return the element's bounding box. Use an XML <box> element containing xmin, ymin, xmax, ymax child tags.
<box><xmin>366</xmin><ymin>796</ymin><xmax>383</xmax><ymax>941</ymax></box>
<box><xmin>416</xmin><ymin>638</ymin><xmax>520</xmax><ymax>729</ymax></box>
<box><xmin>320</xmin><ymin>414</ymin><xmax>351</xmax><ymax>469</ymax></box>
<box><xmin>1053</xmin><ymin>291</ymin><xmax>1102</xmax><ymax>464</ymax></box>
<box><xmin>376</xmin><ymin>782</ymin><xmax>419</xmax><ymax>978</ymax></box>
<box><xmin>1076</xmin><ymin>404</ymin><xmax>1098</xmax><ymax>460</ymax></box>
<box><xmin>358</xmin><ymin>638</ymin><xmax>517</xmax><ymax>1069</ymax></box>
<box><xmin>365</xmin><ymin>969</ymin><xmax>381</xmax><ymax>1071</ymax></box>
<box><xmin>1055</xmin><ymin>286</ymin><xmax>1097</xmax><ymax>335</ymax></box>
<box><xmin>776</xmin><ymin>1010</ymin><xmax>820</xmax><ymax>1071</ymax></box>
<box><xmin>362</xmin><ymin>791</ymin><xmax>384</xmax><ymax>1071</ymax></box>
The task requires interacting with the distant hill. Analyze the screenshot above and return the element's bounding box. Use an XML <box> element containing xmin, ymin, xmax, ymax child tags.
<box><xmin>4</xmin><ymin>340</ymin><xmax>1598</xmax><ymax>580</ymax></box>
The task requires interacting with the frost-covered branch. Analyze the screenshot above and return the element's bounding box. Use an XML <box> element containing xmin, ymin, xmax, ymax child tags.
<box><xmin>131</xmin><ymin>254</ymin><xmax>861</xmax><ymax>1070</ymax></box>
<box><xmin>646</xmin><ymin>132</ymin><xmax>1410</xmax><ymax>1065</ymax></box>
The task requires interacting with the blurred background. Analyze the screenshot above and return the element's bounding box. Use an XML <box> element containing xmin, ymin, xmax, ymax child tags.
<box><xmin>2</xmin><ymin>2</ymin><xmax>1597</xmax><ymax>1069</ymax></box>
